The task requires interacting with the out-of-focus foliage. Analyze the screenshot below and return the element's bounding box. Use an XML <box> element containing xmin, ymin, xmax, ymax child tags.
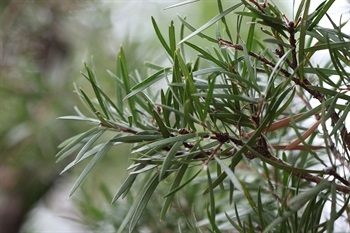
<box><xmin>56</xmin><ymin>0</ymin><xmax>350</xmax><ymax>232</ymax></box>
<box><xmin>1</xmin><ymin>2</ymin><xmax>79</xmax><ymax>232</ymax></box>
<box><xmin>0</xmin><ymin>1</ymin><xmax>124</xmax><ymax>231</ymax></box>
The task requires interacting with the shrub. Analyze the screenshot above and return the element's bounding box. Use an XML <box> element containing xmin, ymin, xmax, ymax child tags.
<box><xmin>57</xmin><ymin>0</ymin><xmax>350</xmax><ymax>232</ymax></box>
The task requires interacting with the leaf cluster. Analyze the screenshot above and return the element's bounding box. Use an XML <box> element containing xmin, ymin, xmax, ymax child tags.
<box><xmin>57</xmin><ymin>0</ymin><xmax>350</xmax><ymax>232</ymax></box>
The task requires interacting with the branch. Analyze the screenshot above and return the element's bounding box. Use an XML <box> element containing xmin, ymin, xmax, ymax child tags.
<box><xmin>218</xmin><ymin>38</ymin><xmax>350</xmax><ymax>151</ymax></box>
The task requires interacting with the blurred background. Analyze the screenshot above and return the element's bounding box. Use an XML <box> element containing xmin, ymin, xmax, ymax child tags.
<box><xmin>0</xmin><ymin>0</ymin><xmax>349</xmax><ymax>232</ymax></box>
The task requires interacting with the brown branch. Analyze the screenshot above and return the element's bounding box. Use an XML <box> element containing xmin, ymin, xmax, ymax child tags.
<box><xmin>248</xmin><ymin>0</ymin><xmax>266</xmax><ymax>12</ymax></box>
<box><xmin>203</xmin><ymin>143</ymin><xmax>223</xmax><ymax>166</ymax></box>
<box><xmin>218</xmin><ymin>37</ymin><xmax>350</xmax><ymax>151</ymax></box>
<box><xmin>287</xmin><ymin>20</ymin><xmax>298</xmax><ymax>71</ymax></box>
<box><xmin>198</xmin><ymin>131</ymin><xmax>350</xmax><ymax>193</ymax></box>
<box><xmin>263</xmin><ymin>152</ymin><xmax>350</xmax><ymax>193</ymax></box>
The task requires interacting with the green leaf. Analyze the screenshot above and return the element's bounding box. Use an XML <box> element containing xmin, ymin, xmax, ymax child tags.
<box><xmin>203</xmin><ymin>76</ymin><xmax>216</xmax><ymax>120</ymax></box>
<box><xmin>225</xmin><ymin>212</ymin><xmax>243</xmax><ymax>231</ymax></box>
<box><xmin>58</xmin><ymin>115</ymin><xmax>99</xmax><ymax>123</ymax></box>
<box><xmin>69</xmin><ymin>139</ymin><xmax>114</xmax><ymax>196</ymax></box>
<box><xmin>183</xmin><ymin>99</ymin><xmax>197</xmax><ymax>131</ymax></box>
<box><xmin>60</xmin><ymin>144</ymin><xmax>103</xmax><ymax>174</ymax></box>
<box><xmin>129</xmin><ymin>164</ymin><xmax>158</xmax><ymax>174</ymax></box>
<box><xmin>298</xmin><ymin>0</ymin><xmax>311</xmax><ymax>79</ymax></box>
<box><xmin>169</xmin><ymin>20</ymin><xmax>176</xmax><ymax>55</ymax></box>
<box><xmin>246</xmin><ymin>145</ymin><xmax>323</xmax><ymax>174</ymax></box>
<box><xmin>246</xmin><ymin>18</ymin><xmax>256</xmax><ymax>51</ymax></box>
<box><xmin>263</xmin><ymin>38</ymin><xmax>293</xmax><ymax>48</ymax></box>
<box><xmin>152</xmin><ymin>17</ymin><xmax>172</xmax><ymax>57</ymax></box>
<box><xmin>206</xmin><ymin>168</ymin><xmax>217</xmax><ymax>229</ymax></box>
<box><xmin>56</xmin><ymin>127</ymin><xmax>100</xmax><ymax>161</ymax></box>
<box><xmin>133</xmin><ymin>132</ymin><xmax>208</xmax><ymax>153</ymax></box>
<box><xmin>214</xmin><ymin>156</ymin><xmax>243</xmax><ymax>192</ymax></box>
<box><xmin>304</xmin><ymin>41</ymin><xmax>350</xmax><ymax>52</ymax></box>
<box><xmin>239</xmin><ymin>179</ymin><xmax>257</xmax><ymax>211</ymax></box>
<box><xmin>127</xmin><ymin>68</ymin><xmax>165</xmax><ymax>104</ymax></box>
<box><xmin>175</xmin><ymin>50</ymin><xmax>203</xmax><ymax>121</ymax></box>
<box><xmin>240</xmin><ymin>37</ymin><xmax>256</xmax><ymax>87</ymax></box>
<box><xmin>185</xmin><ymin>42</ymin><xmax>227</xmax><ymax>69</ymax></box>
<box><xmin>93</xmin><ymin>79</ymin><xmax>126</xmax><ymax>121</ymax></box>
<box><xmin>118</xmin><ymin>47</ymin><xmax>138</xmax><ymax>122</ymax></box>
<box><xmin>265</xmin><ymin>48</ymin><xmax>293</xmax><ymax>98</ymax></box>
<box><xmin>163</xmin><ymin>168</ymin><xmax>201</xmax><ymax>198</ymax></box>
<box><xmin>107</xmin><ymin>70</ymin><xmax>124</xmax><ymax>112</ymax></box>
<box><xmin>83</xmin><ymin>63</ymin><xmax>110</xmax><ymax>119</ymax></box>
<box><xmin>307</xmin><ymin>0</ymin><xmax>335</xmax><ymax>31</ymax></box>
<box><xmin>112</xmin><ymin>163</ymin><xmax>146</xmax><ymax>203</ymax></box>
<box><xmin>163</xmin><ymin>0</ymin><xmax>200</xmax><ymax>10</ymax></box>
<box><xmin>257</xmin><ymin>188</ymin><xmax>267</xmax><ymax>230</ymax></box>
<box><xmin>80</xmin><ymin>88</ymin><xmax>98</xmax><ymax>114</ymax></box>
<box><xmin>217</xmin><ymin>0</ymin><xmax>233</xmax><ymax>41</ymax></box>
<box><xmin>307</xmin><ymin>86</ymin><xmax>350</xmax><ymax>101</ymax></box>
<box><xmin>117</xmin><ymin>173</ymin><xmax>160</xmax><ymax>233</ymax></box>
<box><xmin>330</xmin><ymin>102</ymin><xmax>350</xmax><ymax>136</ymax></box>
<box><xmin>73</xmin><ymin>128</ymin><xmax>106</xmax><ymax>164</ymax></box>
<box><xmin>160</xmin><ymin>141</ymin><xmax>182</xmax><ymax>179</ymax></box>
<box><xmin>327</xmin><ymin>180</ymin><xmax>337</xmax><ymax>232</ymax></box>
<box><xmin>288</xmin><ymin>180</ymin><xmax>329</xmax><ymax>210</ymax></box>
<box><xmin>203</xmin><ymin>153</ymin><xmax>242</xmax><ymax>195</ymax></box>
<box><xmin>194</xmin><ymin>93</ymin><xmax>262</xmax><ymax>103</ymax></box>
<box><xmin>179</xmin><ymin>3</ymin><xmax>243</xmax><ymax>44</ymax></box>
<box><xmin>151</xmin><ymin>108</ymin><xmax>170</xmax><ymax>138</ymax></box>
<box><xmin>177</xmin><ymin>14</ymin><xmax>217</xmax><ymax>43</ymax></box>
<box><xmin>111</xmin><ymin>134</ymin><xmax>162</xmax><ymax>143</ymax></box>
<box><xmin>235</xmin><ymin>8</ymin><xmax>287</xmax><ymax>36</ymax></box>
<box><xmin>264</xmin><ymin>180</ymin><xmax>329</xmax><ymax>233</ymax></box>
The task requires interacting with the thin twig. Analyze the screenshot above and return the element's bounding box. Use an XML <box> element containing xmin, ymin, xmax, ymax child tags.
<box><xmin>218</xmin><ymin>37</ymin><xmax>350</xmax><ymax>151</ymax></box>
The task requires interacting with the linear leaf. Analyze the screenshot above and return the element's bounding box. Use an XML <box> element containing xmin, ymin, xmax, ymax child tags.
<box><xmin>69</xmin><ymin>139</ymin><xmax>114</xmax><ymax>196</ymax></box>
<box><xmin>133</xmin><ymin>132</ymin><xmax>208</xmax><ymax>153</ymax></box>
<box><xmin>160</xmin><ymin>141</ymin><xmax>182</xmax><ymax>179</ymax></box>
<box><xmin>58</xmin><ymin>115</ymin><xmax>99</xmax><ymax>123</ymax></box>
<box><xmin>56</xmin><ymin>127</ymin><xmax>100</xmax><ymax>160</ymax></box>
<box><xmin>264</xmin><ymin>180</ymin><xmax>329</xmax><ymax>233</ymax></box>
<box><xmin>185</xmin><ymin>42</ymin><xmax>227</xmax><ymax>69</ymax></box>
<box><xmin>74</xmin><ymin>129</ymin><xmax>106</xmax><ymax>164</ymax></box>
<box><xmin>124</xmin><ymin>70</ymin><xmax>167</xmax><ymax>100</ymax></box>
<box><xmin>179</xmin><ymin>3</ymin><xmax>243</xmax><ymax>44</ymax></box>
<box><xmin>214</xmin><ymin>156</ymin><xmax>243</xmax><ymax>192</ymax></box>
<box><xmin>118</xmin><ymin>47</ymin><xmax>138</xmax><ymax>122</ymax></box>
<box><xmin>128</xmin><ymin>173</ymin><xmax>160</xmax><ymax>233</ymax></box>
<box><xmin>203</xmin><ymin>76</ymin><xmax>216</xmax><ymax>120</ymax></box>
<box><xmin>83</xmin><ymin>64</ymin><xmax>110</xmax><ymax>119</ymax></box>
<box><xmin>263</xmin><ymin>38</ymin><xmax>293</xmax><ymax>48</ymax></box>
<box><xmin>194</xmin><ymin>93</ymin><xmax>261</xmax><ymax>103</ymax></box>
<box><xmin>304</xmin><ymin>41</ymin><xmax>350</xmax><ymax>52</ymax></box>
<box><xmin>163</xmin><ymin>0</ymin><xmax>200</xmax><ymax>10</ymax></box>
<box><xmin>307</xmin><ymin>0</ymin><xmax>335</xmax><ymax>31</ymax></box>
<box><xmin>169</xmin><ymin>20</ymin><xmax>176</xmax><ymax>55</ymax></box>
<box><xmin>111</xmin><ymin>134</ymin><xmax>162</xmax><ymax>143</ymax></box>
<box><xmin>330</xmin><ymin>101</ymin><xmax>350</xmax><ymax>136</ymax></box>
<box><xmin>151</xmin><ymin>108</ymin><xmax>170</xmax><ymax>138</ymax></box>
<box><xmin>80</xmin><ymin>88</ymin><xmax>98</xmax><ymax>114</ymax></box>
<box><xmin>60</xmin><ymin>144</ymin><xmax>103</xmax><ymax>174</ymax></box>
<box><xmin>298</xmin><ymin>0</ymin><xmax>311</xmax><ymax>78</ymax></box>
<box><xmin>130</xmin><ymin>165</ymin><xmax>158</xmax><ymax>174</ymax></box>
<box><xmin>152</xmin><ymin>17</ymin><xmax>172</xmax><ymax>57</ymax></box>
<box><xmin>112</xmin><ymin>164</ymin><xmax>146</xmax><ymax>203</ymax></box>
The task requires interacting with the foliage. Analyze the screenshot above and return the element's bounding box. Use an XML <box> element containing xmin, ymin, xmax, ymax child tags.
<box><xmin>57</xmin><ymin>0</ymin><xmax>350</xmax><ymax>232</ymax></box>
